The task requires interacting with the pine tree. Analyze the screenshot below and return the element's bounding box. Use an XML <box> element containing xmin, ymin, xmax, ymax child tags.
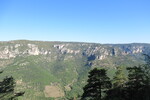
<box><xmin>142</xmin><ymin>54</ymin><xmax>150</xmax><ymax>100</ymax></box>
<box><xmin>0</xmin><ymin>72</ymin><xmax>24</xmax><ymax>100</ymax></box>
<box><xmin>126</xmin><ymin>66</ymin><xmax>149</xmax><ymax>100</ymax></box>
<box><xmin>105</xmin><ymin>66</ymin><xmax>127</xmax><ymax>100</ymax></box>
<box><xmin>113</xmin><ymin>66</ymin><xmax>127</xmax><ymax>87</ymax></box>
<box><xmin>81</xmin><ymin>68</ymin><xmax>111</xmax><ymax>100</ymax></box>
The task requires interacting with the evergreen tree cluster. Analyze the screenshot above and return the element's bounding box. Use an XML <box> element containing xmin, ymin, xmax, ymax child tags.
<box><xmin>81</xmin><ymin>55</ymin><xmax>150</xmax><ymax>100</ymax></box>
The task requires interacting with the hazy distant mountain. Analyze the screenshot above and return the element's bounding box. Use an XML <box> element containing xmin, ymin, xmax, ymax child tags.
<box><xmin>0</xmin><ymin>40</ymin><xmax>149</xmax><ymax>100</ymax></box>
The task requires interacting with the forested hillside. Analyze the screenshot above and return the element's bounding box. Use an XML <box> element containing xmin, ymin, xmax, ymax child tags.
<box><xmin>0</xmin><ymin>40</ymin><xmax>149</xmax><ymax>100</ymax></box>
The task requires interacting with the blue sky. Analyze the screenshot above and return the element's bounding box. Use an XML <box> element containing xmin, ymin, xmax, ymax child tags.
<box><xmin>0</xmin><ymin>0</ymin><xmax>150</xmax><ymax>43</ymax></box>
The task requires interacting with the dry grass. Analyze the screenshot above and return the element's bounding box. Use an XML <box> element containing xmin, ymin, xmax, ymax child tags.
<box><xmin>44</xmin><ymin>85</ymin><xmax>64</xmax><ymax>98</ymax></box>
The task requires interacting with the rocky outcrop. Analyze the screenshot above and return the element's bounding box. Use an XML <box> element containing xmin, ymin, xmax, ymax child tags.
<box><xmin>53</xmin><ymin>44</ymin><xmax>80</xmax><ymax>54</ymax></box>
<box><xmin>0</xmin><ymin>43</ymin><xmax>50</xmax><ymax>59</ymax></box>
<box><xmin>0</xmin><ymin>41</ymin><xmax>149</xmax><ymax>61</ymax></box>
<box><xmin>120</xmin><ymin>46</ymin><xmax>144</xmax><ymax>55</ymax></box>
<box><xmin>0</xmin><ymin>46</ymin><xmax>19</xmax><ymax>59</ymax></box>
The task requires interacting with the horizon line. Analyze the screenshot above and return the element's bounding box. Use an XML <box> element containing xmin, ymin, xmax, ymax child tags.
<box><xmin>0</xmin><ymin>39</ymin><xmax>150</xmax><ymax>45</ymax></box>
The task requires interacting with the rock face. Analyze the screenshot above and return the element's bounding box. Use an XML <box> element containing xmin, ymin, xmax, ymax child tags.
<box><xmin>0</xmin><ymin>41</ymin><xmax>150</xmax><ymax>61</ymax></box>
<box><xmin>0</xmin><ymin>46</ymin><xmax>19</xmax><ymax>59</ymax></box>
<box><xmin>0</xmin><ymin>43</ymin><xmax>50</xmax><ymax>59</ymax></box>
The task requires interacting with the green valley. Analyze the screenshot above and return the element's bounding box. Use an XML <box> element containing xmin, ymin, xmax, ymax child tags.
<box><xmin>0</xmin><ymin>40</ymin><xmax>149</xmax><ymax>100</ymax></box>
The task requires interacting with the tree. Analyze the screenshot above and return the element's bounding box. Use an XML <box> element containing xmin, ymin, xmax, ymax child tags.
<box><xmin>142</xmin><ymin>54</ymin><xmax>150</xmax><ymax>100</ymax></box>
<box><xmin>105</xmin><ymin>66</ymin><xmax>127</xmax><ymax>100</ymax></box>
<box><xmin>0</xmin><ymin>72</ymin><xmax>24</xmax><ymax>100</ymax></box>
<box><xmin>81</xmin><ymin>68</ymin><xmax>111</xmax><ymax>100</ymax></box>
<box><xmin>126</xmin><ymin>65</ymin><xmax>149</xmax><ymax>100</ymax></box>
<box><xmin>112</xmin><ymin>66</ymin><xmax>127</xmax><ymax>87</ymax></box>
